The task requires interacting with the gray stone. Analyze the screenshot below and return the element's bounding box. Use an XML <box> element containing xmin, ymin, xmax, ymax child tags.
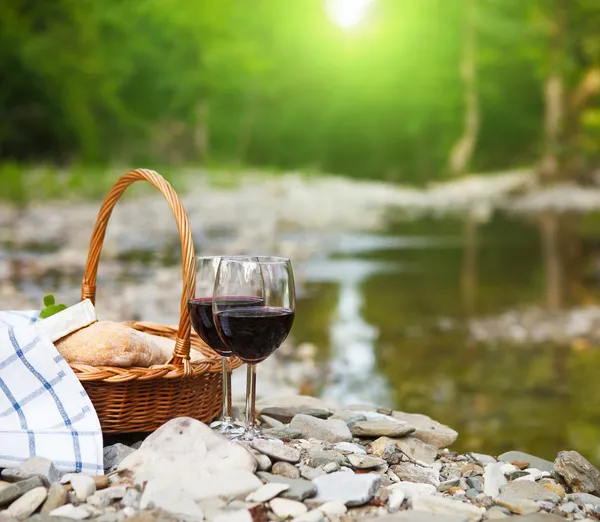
<box><xmin>259</xmin><ymin>407</ymin><xmax>331</xmax><ymax>424</ymax></box>
<box><xmin>252</xmin><ymin>439</ymin><xmax>300</xmax><ymax>463</ymax></box>
<box><xmin>41</xmin><ymin>482</ymin><xmax>68</xmax><ymax>516</ymax></box>
<box><xmin>500</xmin><ymin>481</ymin><xmax>561</xmax><ymax>504</ymax></box>
<box><xmin>120</xmin><ymin>488</ymin><xmax>142</xmax><ymax>509</ymax></box>
<box><xmin>313</xmin><ymin>471</ymin><xmax>381</xmax><ymax>507</ymax></box>
<box><xmin>322</xmin><ymin>462</ymin><xmax>339</xmax><ymax>473</ymax></box>
<box><xmin>508</xmin><ymin>514</ymin><xmax>565</xmax><ymax>521</ymax></box>
<box><xmin>567</xmin><ymin>492</ymin><xmax>600</xmax><ymax>505</ymax></box>
<box><xmin>316</xmin><ymin>501</ymin><xmax>347</xmax><ymax>517</ymax></box>
<box><xmin>466</xmin><ymin>477</ymin><xmax>483</xmax><ymax>492</ymax></box>
<box><xmin>392</xmin><ymin>411</ymin><xmax>458</xmax><ymax>449</ymax></box>
<box><xmin>48</xmin><ymin>504</ymin><xmax>93</xmax><ymax>520</ymax></box>
<box><xmin>412</xmin><ymin>494</ymin><xmax>485</xmax><ymax>522</ymax></box>
<box><xmin>469</xmin><ymin>453</ymin><xmax>496</xmax><ymax>466</ymax></box>
<box><xmin>483</xmin><ymin>462</ymin><xmax>507</xmax><ymax>499</ymax></box>
<box><xmin>396</xmin><ymin>437</ymin><xmax>438</xmax><ymax>464</ymax></box>
<box><xmin>255</xmin><ymin>396</ymin><xmax>332</xmax><ymax>415</ymax></box>
<box><xmin>351</xmin><ymin>420</ymin><xmax>415</xmax><ymax>438</ymax></box>
<box><xmin>495</xmin><ymin>495</ymin><xmax>540</xmax><ymax>515</ymax></box>
<box><xmin>262</xmin><ymin>427</ymin><xmax>303</xmax><ymax>440</ymax></box>
<box><xmin>260</xmin><ymin>414</ymin><xmax>284</xmax><ymax>428</ymax></box>
<box><xmin>70</xmin><ymin>475</ymin><xmax>95</xmax><ymax>502</ymax></box>
<box><xmin>269</xmin><ymin>498</ymin><xmax>307</xmax><ymax>518</ymax></box>
<box><xmin>290</xmin><ymin>414</ymin><xmax>352</xmax><ymax>443</ymax></box>
<box><xmin>17</xmin><ymin>458</ymin><xmax>59</xmax><ymax>485</ymax></box>
<box><xmin>465</xmin><ymin>488</ymin><xmax>478</xmax><ymax>499</ymax></box>
<box><xmin>558</xmin><ymin>501</ymin><xmax>578</xmax><ymax>513</ymax></box>
<box><xmin>308</xmin><ymin>449</ymin><xmax>347</xmax><ymax>468</ymax></box>
<box><xmin>246</xmin><ymin>483</ymin><xmax>289</xmax><ymax>502</ymax></box>
<box><xmin>333</xmin><ymin>442</ymin><xmax>367</xmax><ymax>455</ymax></box>
<box><xmin>291</xmin><ymin>508</ymin><xmax>325</xmax><ymax>522</ymax></box>
<box><xmin>86</xmin><ymin>486</ymin><xmax>127</xmax><ymax>508</ymax></box>
<box><xmin>438</xmin><ymin>478</ymin><xmax>461</xmax><ymax>492</ymax></box>
<box><xmin>482</xmin><ymin>506</ymin><xmax>509</xmax><ymax>519</ymax></box>
<box><xmin>497</xmin><ymin>452</ymin><xmax>554</xmax><ymax>474</ymax></box>
<box><xmin>256</xmin><ymin>472</ymin><xmax>317</xmax><ymax>501</ymax></box>
<box><xmin>5</xmin><ymin>487</ymin><xmax>47</xmax><ymax>520</ymax></box>
<box><xmin>299</xmin><ymin>465</ymin><xmax>326</xmax><ymax>481</ymax></box>
<box><xmin>366</xmin><ymin>514</ymin><xmax>469</xmax><ymax>522</ymax></box>
<box><xmin>103</xmin><ymin>444</ymin><xmax>135</xmax><ymax>471</ymax></box>
<box><xmin>506</xmin><ymin>470</ymin><xmax>530</xmax><ymax>481</ymax></box>
<box><xmin>272</xmin><ymin>462</ymin><xmax>300</xmax><ymax>479</ymax></box>
<box><xmin>253</xmin><ymin>452</ymin><xmax>272</xmax><ymax>472</ymax></box>
<box><xmin>554</xmin><ymin>450</ymin><xmax>600</xmax><ymax>494</ymax></box>
<box><xmin>347</xmin><ymin>454</ymin><xmax>386</xmax><ymax>470</ymax></box>
<box><xmin>391</xmin><ymin>463</ymin><xmax>440</xmax><ymax>486</ymax></box>
<box><xmin>0</xmin><ymin>477</ymin><xmax>45</xmax><ymax>507</ymax></box>
<box><xmin>328</xmin><ymin>411</ymin><xmax>367</xmax><ymax>428</ymax></box>
<box><xmin>371</xmin><ymin>437</ymin><xmax>399</xmax><ymax>463</ymax></box>
<box><xmin>140</xmin><ymin>480</ymin><xmax>204</xmax><ymax>520</ymax></box>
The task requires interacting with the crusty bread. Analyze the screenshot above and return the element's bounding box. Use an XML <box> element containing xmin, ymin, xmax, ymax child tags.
<box><xmin>55</xmin><ymin>321</ymin><xmax>164</xmax><ymax>367</ymax></box>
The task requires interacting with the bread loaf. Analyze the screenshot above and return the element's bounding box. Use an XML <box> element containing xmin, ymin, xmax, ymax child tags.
<box><xmin>55</xmin><ymin>321</ymin><xmax>164</xmax><ymax>367</ymax></box>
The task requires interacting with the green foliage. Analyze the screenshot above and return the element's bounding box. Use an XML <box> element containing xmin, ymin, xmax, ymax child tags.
<box><xmin>0</xmin><ymin>0</ymin><xmax>599</xmax><ymax>181</ymax></box>
<box><xmin>39</xmin><ymin>294</ymin><xmax>67</xmax><ymax>319</ymax></box>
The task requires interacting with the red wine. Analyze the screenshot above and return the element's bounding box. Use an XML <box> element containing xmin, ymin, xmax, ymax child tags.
<box><xmin>188</xmin><ymin>296</ymin><xmax>264</xmax><ymax>356</ymax></box>
<box><xmin>215</xmin><ymin>307</ymin><xmax>295</xmax><ymax>364</ymax></box>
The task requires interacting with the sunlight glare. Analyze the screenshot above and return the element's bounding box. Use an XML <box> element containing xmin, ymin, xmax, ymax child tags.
<box><xmin>325</xmin><ymin>0</ymin><xmax>373</xmax><ymax>29</ymax></box>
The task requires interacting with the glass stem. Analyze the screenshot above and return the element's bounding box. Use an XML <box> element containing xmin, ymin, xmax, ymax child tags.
<box><xmin>221</xmin><ymin>357</ymin><xmax>232</xmax><ymax>422</ymax></box>
<box><xmin>245</xmin><ymin>364</ymin><xmax>257</xmax><ymax>431</ymax></box>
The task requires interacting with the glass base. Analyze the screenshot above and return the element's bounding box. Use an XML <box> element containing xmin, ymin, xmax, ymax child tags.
<box><xmin>210</xmin><ymin>417</ymin><xmax>244</xmax><ymax>438</ymax></box>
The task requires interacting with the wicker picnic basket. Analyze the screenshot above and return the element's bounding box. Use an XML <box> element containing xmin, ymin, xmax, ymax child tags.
<box><xmin>70</xmin><ymin>168</ymin><xmax>241</xmax><ymax>433</ymax></box>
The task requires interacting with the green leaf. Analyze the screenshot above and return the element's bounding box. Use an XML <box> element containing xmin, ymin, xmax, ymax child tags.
<box><xmin>39</xmin><ymin>303</ymin><xmax>67</xmax><ymax>319</ymax></box>
<box><xmin>43</xmin><ymin>294</ymin><xmax>55</xmax><ymax>307</ymax></box>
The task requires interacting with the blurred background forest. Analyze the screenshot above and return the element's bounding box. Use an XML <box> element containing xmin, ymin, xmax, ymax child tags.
<box><xmin>1</xmin><ymin>0</ymin><xmax>599</xmax><ymax>183</ymax></box>
<box><xmin>3</xmin><ymin>0</ymin><xmax>600</xmax><ymax>463</ymax></box>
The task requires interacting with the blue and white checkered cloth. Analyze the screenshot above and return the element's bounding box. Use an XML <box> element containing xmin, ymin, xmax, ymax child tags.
<box><xmin>0</xmin><ymin>311</ymin><xmax>103</xmax><ymax>475</ymax></box>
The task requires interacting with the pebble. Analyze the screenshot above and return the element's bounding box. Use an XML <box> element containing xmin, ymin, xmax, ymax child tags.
<box><xmin>272</xmin><ymin>462</ymin><xmax>301</xmax><ymax>479</ymax></box>
<box><xmin>93</xmin><ymin>476</ymin><xmax>110</xmax><ymax>490</ymax></box>
<box><xmin>0</xmin><ymin>477</ymin><xmax>45</xmax><ymax>506</ymax></box>
<box><xmin>316</xmin><ymin>501</ymin><xmax>347</xmax><ymax>516</ymax></box>
<box><xmin>347</xmin><ymin>454</ymin><xmax>386</xmax><ymax>470</ymax></box>
<box><xmin>500</xmin><ymin>481</ymin><xmax>561</xmax><ymax>504</ymax></box>
<box><xmin>469</xmin><ymin>453</ymin><xmax>497</xmax><ymax>466</ymax></box>
<box><xmin>256</xmin><ymin>472</ymin><xmax>317</xmax><ymax>501</ymax></box>
<box><xmin>300</xmin><ymin>465</ymin><xmax>326</xmax><ymax>480</ymax></box>
<box><xmin>269</xmin><ymin>498</ymin><xmax>307</xmax><ymax>518</ymax></box>
<box><xmin>495</xmin><ymin>495</ymin><xmax>540</xmax><ymax>515</ymax></box>
<box><xmin>391</xmin><ymin>411</ymin><xmax>458</xmax><ymax>448</ymax></box>
<box><xmin>351</xmin><ymin>420</ymin><xmax>415</xmax><ymax>439</ymax></box>
<box><xmin>497</xmin><ymin>451</ymin><xmax>554</xmax><ymax>474</ymax></box>
<box><xmin>252</xmin><ymin>439</ymin><xmax>301</xmax><ymax>463</ymax></box>
<box><xmin>567</xmin><ymin>492</ymin><xmax>600</xmax><ymax>505</ymax></box>
<box><xmin>391</xmin><ymin>463</ymin><xmax>440</xmax><ymax>486</ymax></box>
<box><xmin>254</xmin><ymin>453</ymin><xmax>272</xmax><ymax>472</ymax></box>
<box><xmin>538</xmin><ymin>479</ymin><xmax>566</xmax><ymax>499</ymax></box>
<box><xmin>322</xmin><ymin>462</ymin><xmax>339</xmax><ymax>473</ymax></box>
<box><xmin>328</xmin><ymin>412</ymin><xmax>368</xmax><ymax>429</ymax></box>
<box><xmin>312</xmin><ymin>471</ymin><xmax>381</xmax><ymax>506</ymax></box>
<box><xmin>466</xmin><ymin>477</ymin><xmax>483</xmax><ymax>492</ymax></box>
<box><xmin>103</xmin><ymin>444</ymin><xmax>135</xmax><ymax>471</ymax></box>
<box><xmin>483</xmin><ymin>462</ymin><xmax>507</xmax><ymax>499</ymax></box>
<box><xmin>70</xmin><ymin>475</ymin><xmax>96</xmax><ymax>502</ymax></box>
<box><xmin>260</xmin><ymin>407</ymin><xmax>331</xmax><ymax>424</ymax></box>
<box><xmin>308</xmin><ymin>449</ymin><xmax>347</xmax><ymax>468</ymax></box>
<box><xmin>387</xmin><ymin>488</ymin><xmax>405</xmax><ymax>510</ymax></box>
<box><xmin>120</xmin><ymin>488</ymin><xmax>142</xmax><ymax>510</ymax></box>
<box><xmin>49</xmin><ymin>504</ymin><xmax>93</xmax><ymax>520</ymax></box>
<box><xmin>412</xmin><ymin>494</ymin><xmax>486</xmax><ymax>522</ymax></box>
<box><xmin>41</xmin><ymin>482</ymin><xmax>67</xmax><ymax>515</ymax></box>
<box><xmin>438</xmin><ymin>478</ymin><xmax>461</xmax><ymax>492</ymax></box>
<box><xmin>18</xmin><ymin>458</ymin><xmax>59</xmax><ymax>485</ymax></box>
<box><xmin>5</xmin><ymin>487</ymin><xmax>47</xmax><ymax>520</ymax></box>
<box><xmin>485</xmin><ymin>506</ymin><xmax>510</xmax><ymax>519</ymax></box>
<box><xmin>371</xmin><ymin>437</ymin><xmax>399</xmax><ymax>463</ymax></box>
<box><xmin>86</xmin><ymin>486</ymin><xmax>127</xmax><ymax>508</ymax></box>
<box><xmin>262</xmin><ymin>427</ymin><xmax>303</xmax><ymax>440</ymax></box>
<box><xmin>465</xmin><ymin>488</ymin><xmax>478</xmax><ymax>499</ymax></box>
<box><xmin>333</xmin><ymin>442</ymin><xmax>367</xmax><ymax>455</ymax></box>
<box><xmin>246</xmin><ymin>483</ymin><xmax>290</xmax><ymax>503</ymax></box>
<box><xmin>140</xmin><ymin>481</ymin><xmax>204</xmax><ymax>520</ymax></box>
<box><xmin>554</xmin><ymin>450</ymin><xmax>600</xmax><ymax>494</ymax></box>
<box><xmin>289</xmin><ymin>415</ymin><xmax>352</xmax><ymax>443</ymax></box>
<box><xmin>291</xmin><ymin>509</ymin><xmax>325</xmax><ymax>522</ymax></box>
<box><xmin>559</xmin><ymin>501</ymin><xmax>579</xmax><ymax>513</ymax></box>
<box><xmin>395</xmin><ymin>437</ymin><xmax>438</xmax><ymax>464</ymax></box>
<box><xmin>260</xmin><ymin>414</ymin><xmax>284</xmax><ymax>428</ymax></box>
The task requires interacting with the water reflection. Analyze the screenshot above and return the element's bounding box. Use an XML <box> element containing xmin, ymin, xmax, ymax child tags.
<box><xmin>293</xmin><ymin>214</ymin><xmax>600</xmax><ymax>465</ymax></box>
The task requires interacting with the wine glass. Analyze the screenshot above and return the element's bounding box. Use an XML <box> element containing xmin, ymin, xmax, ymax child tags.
<box><xmin>188</xmin><ymin>256</ymin><xmax>249</xmax><ymax>436</ymax></box>
<box><xmin>213</xmin><ymin>256</ymin><xmax>295</xmax><ymax>442</ymax></box>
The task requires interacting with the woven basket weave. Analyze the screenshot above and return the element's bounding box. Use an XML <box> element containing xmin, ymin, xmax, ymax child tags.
<box><xmin>71</xmin><ymin>168</ymin><xmax>241</xmax><ymax>433</ymax></box>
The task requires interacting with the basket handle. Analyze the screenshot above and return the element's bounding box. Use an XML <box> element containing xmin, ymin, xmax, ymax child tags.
<box><xmin>81</xmin><ymin>169</ymin><xmax>196</xmax><ymax>375</ymax></box>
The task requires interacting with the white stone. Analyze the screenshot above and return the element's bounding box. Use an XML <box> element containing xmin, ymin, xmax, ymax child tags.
<box><xmin>391</xmin><ymin>411</ymin><xmax>458</xmax><ymax>449</ymax></box>
<box><xmin>412</xmin><ymin>495</ymin><xmax>485</xmax><ymax>522</ymax></box>
<box><xmin>333</xmin><ymin>442</ymin><xmax>366</xmax><ymax>455</ymax></box>
<box><xmin>347</xmin><ymin>454</ymin><xmax>386</xmax><ymax>469</ymax></box>
<box><xmin>49</xmin><ymin>504</ymin><xmax>93</xmax><ymax>520</ymax></box>
<box><xmin>6</xmin><ymin>486</ymin><xmax>47</xmax><ymax>520</ymax></box>
<box><xmin>270</xmin><ymin>498</ymin><xmax>308</xmax><ymax>518</ymax></box>
<box><xmin>316</xmin><ymin>501</ymin><xmax>347</xmax><ymax>516</ymax></box>
<box><xmin>291</xmin><ymin>509</ymin><xmax>325</xmax><ymax>522</ymax></box>
<box><xmin>387</xmin><ymin>482</ymin><xmax>436</xmax><ymax>501</ymax></box>
<box><xmin>214</xmin><ymin>509</ymin><xmax>253</xmax><ymax>522</ymax></box>
<box><xmin>18</xmin><ymin>457</ymin><xmax>60</xmax><ymax>484</ymax></box>
<box><xmin>483</xmin><ymin>462</ymin><xmax>507</xmax><ymax>499</ymax></box>
<box><xmin>388</xmin><ymin>488</ymin><xmax>405</xmax><ymax>510</ymax></box>
<box><xmin>252</xmin><ymin>439</ymin><xmax>300</xmax><ymax>463</ymax></box>
<box><xmin>118</xmin><ymin>417</ymin><xmax>258</xmax><ymax>500</ymax></box>
<box><xmin>140</xmin><ymin>480</ymin><xmax>204</xmax><ymax>520</ymax></box>
<box><xmin>70</xmin><ymin>475</ymin><xmax>96</xmax><ymax>502</ymax></box>
<box><xmin>246</xmin><ymin>483</ymin><xmax>290</xmax><ymax>503</ymax></box>
<box><xmin>313</xmin><ymin>471</ymin><xmax>381</xmax><ymax>507</ymax></box>
<box><xmin>500</xmin><ymin>464</ymin><xmax>518</xmax><ymax>474</ymax></box>
<box><xmin>290</xmin><ymin>415</ymin><xmax>352</xmax><ymax>444</ymax></box>
<box><xmin>86</xmin><ymin>486</ymin><xmax>128</xmax><ymax>508</ymax></box>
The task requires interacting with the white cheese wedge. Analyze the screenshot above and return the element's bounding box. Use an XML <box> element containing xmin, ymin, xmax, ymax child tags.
<box><xmin>35</xmin><ymin>299</ymin><xmax>98</xmax><ymax>343</ymax></box>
